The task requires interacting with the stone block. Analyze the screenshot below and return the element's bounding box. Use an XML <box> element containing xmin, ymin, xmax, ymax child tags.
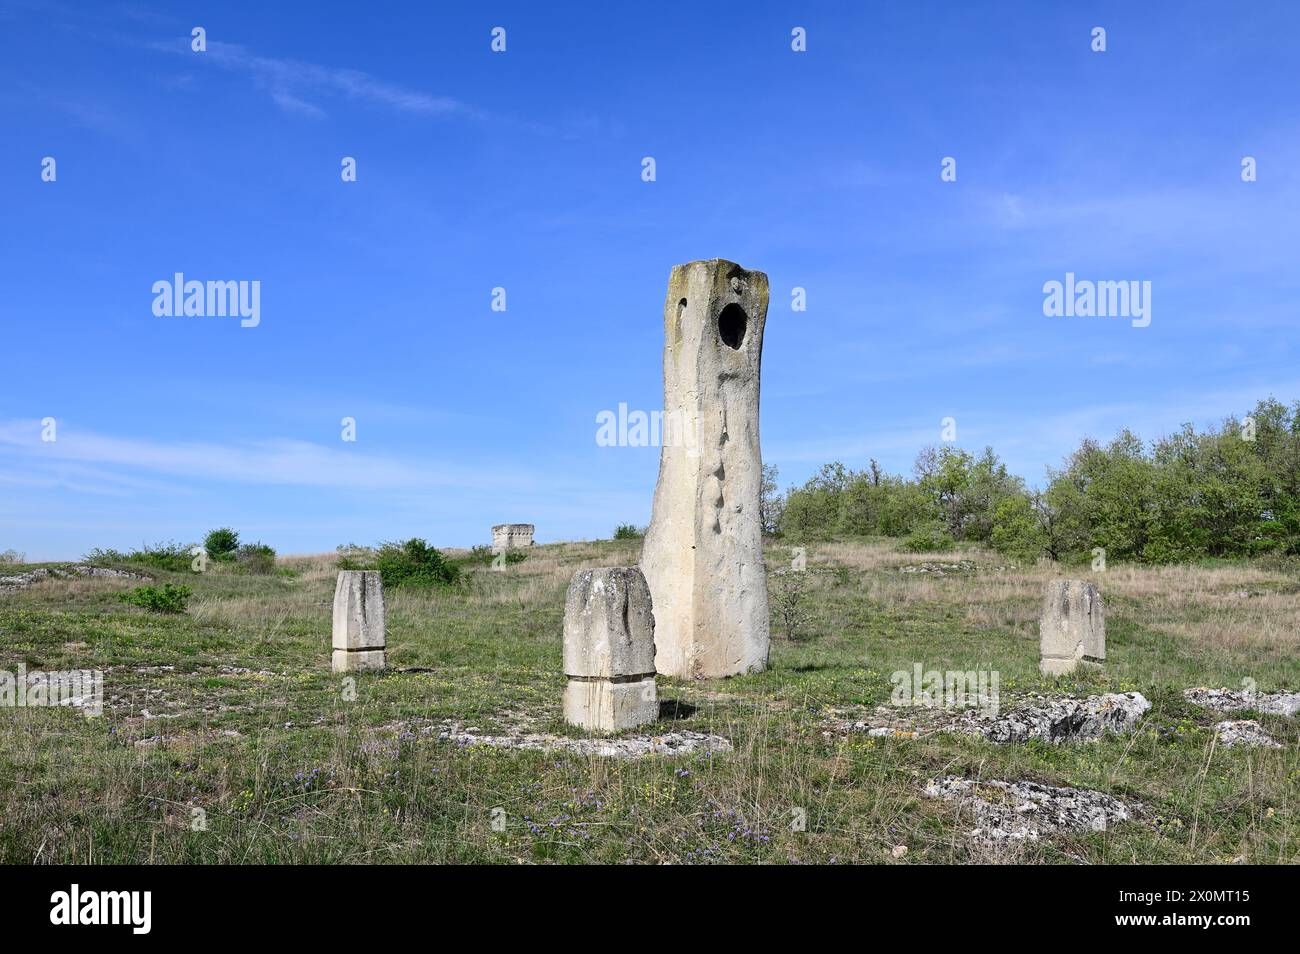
<box><xmin>491</xmin><ymin>524</ymin><xmax>534</xmax><ymax>553</ymax></box>
<box><xmin>1039</xmin><ymin>579</ymin><xmax>1105</xmax><ymax>676</ymax></box>
<box><xmin>562</xmin><ymin>567</ymin><xmax>657</xmax><ymax>733</ymax></box>
<box><xmin>332</xmin><ymin>570</ymin><xmax>386</xmax><ymax>672</ymax></box>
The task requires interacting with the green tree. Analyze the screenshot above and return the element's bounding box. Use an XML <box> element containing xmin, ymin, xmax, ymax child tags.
<box><xmin>204</xmin><ymin>527</ymin><xmax>240</xmax><ymax>561</ymax></box>
<box><xmin>759</xmin><ymin>463</ymin><xmax>783</xmax><ymax>535</ymax></box>
<box><xmin>990</xmin><ymin>494</ymin><xmax>1046</xmax><ymax>561</ymax></box>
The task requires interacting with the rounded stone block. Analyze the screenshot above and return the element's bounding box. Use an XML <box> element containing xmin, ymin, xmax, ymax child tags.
<box><xmin>563</xmin><ymin>567</ymin><xmax>656</xmax><ymax>679</ymax></box>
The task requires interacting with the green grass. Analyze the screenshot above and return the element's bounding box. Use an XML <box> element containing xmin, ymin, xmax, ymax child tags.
<box><xmin>0</xmin><ymin>539</ymin><xmax>1296</xmax><ymax>864</ymax></box>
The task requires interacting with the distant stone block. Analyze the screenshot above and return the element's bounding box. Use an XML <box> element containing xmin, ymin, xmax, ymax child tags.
<box><xmin>332</xmin><ymin>570</ymin><xmax>386</xmax><ymax>673</ymax></box>
<box><xmin>562</xmin><ymin>567</ymin><xmax>657</xmax><ymax>733</ymax></box>
<box><xmin>491</xmin><ymin>523</ymin><xmax>535</xmax><ymax>553</ymax></box>
<box><xmin>1039</xmin><ymin>580</ymin><xmax>1105</xmax><ymax>676</ymax></box>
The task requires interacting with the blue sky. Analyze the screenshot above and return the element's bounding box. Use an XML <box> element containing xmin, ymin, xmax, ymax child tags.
<box><xmin>2</xmin><ymin>1</ymin><xmax>1298</xmax><ymax>560</ymax></box>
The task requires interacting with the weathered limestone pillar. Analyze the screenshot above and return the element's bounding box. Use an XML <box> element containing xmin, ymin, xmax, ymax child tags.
<box><xmin>563</xmin><ymin>567</ymin><xmax>658</xmax><ymax>732</ymax></box>
<box><xmin>332</xmin><ymin>570</ymin><xmax>386</xmax><ymax>672</ymax></box>
<box><xmin>641</xmin><ymin>259</ymin><xmax>770</xmax><ymax>679</ymax></box>
<box><xmin>1039</xmin><ymin>580</ymin><xmax>1105</xmax><ymax>676</ymax></box>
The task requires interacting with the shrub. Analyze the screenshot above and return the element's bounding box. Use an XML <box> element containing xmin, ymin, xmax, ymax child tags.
<box><xmin>901</xmin><ymin>522</ymin><xmax>955</xmax><ymax>553</ymax></box>
<box><xmin>336</xmin><ymin>543</ymin><xmax>377</xmax><ymax>570</ymax></box>
<box><xmin>235</xmin><ymin>542</ymin><xmax>277</xmax><ymax>574</ymax></box>
<box><xmin>85</xmin><ymin>541</ymin><xmax>193</xmax><ymax>572</ymax></box>
<box><xmin>990</xmin><ymin>494</ymin><xmax>1047</xmax><ymax>562</ymax></box>
<box><xmin>468</xmin><ymin>545</ymin><xmax>528</xmax><ymax>567</ymax></box>
<box><xmin>613</xmin><ymin>524</ymin><xmax>645</xmax><ymax>540</ymax></box>
<box><xmin>119</xmin><ymin>583</ymin><xmax>192</xmax><ymax>613</ymax></box>
<box><xmin>771</xmin><ymin>570</ymin><xmax>815</xmax><ymax>640</ymax></box>
<box><xmin>204</xmin><ymin>528</ymin><xmax>240</xmax><ymax>561</ymax></box>
<box><xmin>0</xmin><ymin>549</ymin><xmax>24</xmax><ymax>565</ymax></box>
<box><xmin>375</xmin><ymin>538</ymin><xmax>460</xmax><ymax>589</ymax></box>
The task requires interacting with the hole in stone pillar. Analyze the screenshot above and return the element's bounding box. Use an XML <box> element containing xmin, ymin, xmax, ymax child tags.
<box><xmin>718</xmin><ymin>303</ymin><xmax>747</xmax><ymax>349</ymax></box>
<box><xmin>674</xmin><ymin>298</ymin><xmax>687</xmax><ymax>341</ymax></box>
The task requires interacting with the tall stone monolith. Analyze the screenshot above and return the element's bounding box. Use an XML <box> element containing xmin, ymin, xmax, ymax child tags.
<box><xmin>332</xmin><ymin>570</ymin><xmax>386</xmax><ymax>672</ymax></box>
<box><xmin>641</xmin><ymin>259</ymin><xmax>770</xmax><ymax>679</ymax></box>
<box><xmin>1039</xmin><ymin>579</ymin><xmax>1105</xmax><ymax>676</ymax></box>
<box><xmin>563</xmin><ymin>567</ymin><xmax>658</xmax><ymax>733</ymax></box>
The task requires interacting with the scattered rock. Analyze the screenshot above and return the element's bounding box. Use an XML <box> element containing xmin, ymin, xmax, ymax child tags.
<box><xmin>215</xmin><ymin>665</ymin><xmax>277</xmax><ymax>677</ymax></box>
<box><xmin>822</xmin><ymin>692</ymin><xmax>1150</xmax><ymax>745</ymax></box>
<box><xmin>1214</xmin><ymin>720</ymin><xmax>1281</xmax><ymax>749</ymax></box>
<box><xmin>923</xmin><ymin>775</ymin><xmax>1142</xmax><ymax>843</ymax></box>
<box><xmin>436</xmin><ymin>722</ymin><xmax>732</xmax><ymax>759</ymax></box>
<box><xmin>898</xmin><ymin>561</ymin><xmax>976</xmax><ymax>575</ymax></box>
<box><xmin>0</xmin><ymin>564</ymin><xmax>149</xmax><ymax>593</ymax></box>
<box><xmin>982</xmin><ymin>692</ymin><xmax>1150</xmax><ymax>744</ymax></box>
<box><xmin>1183</xmin><ymin>687</ymin><xmax>1300</xmax><ymax>717</ymax></box>
<box><xmin>68</xmin><ymin>565</ymin><xmax>150</xmax><ymax>581</ymax></box>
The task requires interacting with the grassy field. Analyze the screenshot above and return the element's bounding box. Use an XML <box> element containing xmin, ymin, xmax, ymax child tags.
<box><xmin>1</xmin><ymin>539</ymin><xmax>1297</xmax><ymax>864</ymax></box>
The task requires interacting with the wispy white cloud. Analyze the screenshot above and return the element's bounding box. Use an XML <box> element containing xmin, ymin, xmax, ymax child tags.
<box><xmin>147</xmin><ymin>37</ymin><xmax>471</xmax><ymax>119</ymax></box>
<box><xmin>0</xmin><ymin>420</ymin><xmax>500</xmax><ymax>492</ymax></box>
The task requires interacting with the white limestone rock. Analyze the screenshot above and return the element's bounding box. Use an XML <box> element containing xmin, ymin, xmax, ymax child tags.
<box><xmin>1213</xmin><ymin>719</ymin><xmax>1282</xmax><ymax>749</ymax></box>
<box><xmin>1184</xmin><ymin>686</ymin><xmax>1300</xmax><ymax>717</ymax></box>
<box><xmin>924</xmin><ymin>776</ymin><xmax>1141</xmax><ymax>843</ymax></box>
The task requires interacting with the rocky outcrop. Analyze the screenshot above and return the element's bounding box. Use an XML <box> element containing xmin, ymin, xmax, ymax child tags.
<box><xmin>437</xmin><ymin>723</ymin><xmax>731</xmax><ymax>758</ymax></box>
<box><xmin>924</xmin><ymin>776</ymin><xmax>1142</xmax><ymax>843</ymax></box>
<box><xmin>981</xmin><ymin>692</ymin><xmax>1150</xmax><ymax>744</ymax></box>
<box><xmin>1213</xmin><ymin>719</ymin><xmax>1282</xmax><ymax>749</ymax></box>
<box><xmin>1184</xmin><ymin>687</ymin><xmax>1300</xmax><ymax>718</ymax></box>
<box><xmin>0</xmin><ymin>564</ymin><xmax>150</xmax><ymax>593</ymax></box>
<box><xmin>822</xmin><ymin>692</ymin><xmax>1151</xmax><ymax>744</ymax></box>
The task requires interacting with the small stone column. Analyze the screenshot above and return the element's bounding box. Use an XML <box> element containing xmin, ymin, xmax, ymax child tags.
<box><xmin>641</xmin><ymin>259</ymin><xmax>771</xmax><ymax>679</ymax></box>
<box><xmin>563</xmin><ymin>567</ymin><xmax>658</xmax><ymax>733</ymax></box>
<box><xmin>332</xmin><ymin>570</ymin><xmax>386</xmax><ymax>672</ymax></box>
<box><xmin>1039</xmin><ymin>580</ymin><xmax>1105</xmax><ymax>676</ymax></box>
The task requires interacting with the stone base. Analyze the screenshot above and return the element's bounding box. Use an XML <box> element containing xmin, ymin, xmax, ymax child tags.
<box><xmin>563</xmin><ymin>677</ymin><xmax>657</xmax><ymax>734</ymax></box>
<box><xmin>1040</xmin><ymin>656</ymin><xmax>1102</xmax><ymax>677</ymax></box>
<box><xmin>332</xmin><ymin>649</ymin><xmax>386</xmax><ymax>673</ymax></box>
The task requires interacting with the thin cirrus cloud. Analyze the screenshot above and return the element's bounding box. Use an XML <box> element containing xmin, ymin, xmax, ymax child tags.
<box><xmin>146</xmin><ymin>37</ymin><xmax>472</xmax><ymax>119</ymax></box>
<box><xmin>0</xmin><ymin>420</ymin><xmax>510</xmax><ymax>493</ymax></box>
